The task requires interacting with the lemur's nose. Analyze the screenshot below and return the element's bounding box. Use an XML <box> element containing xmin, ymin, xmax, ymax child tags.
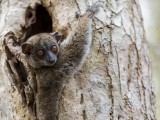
<box><xmin>49</xmin><ymin>59</ymin><xmax>55</xmax><ymax>63</ymax></box>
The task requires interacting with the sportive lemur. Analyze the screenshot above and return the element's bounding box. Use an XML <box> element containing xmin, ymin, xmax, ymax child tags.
<box><xmin>22</xmin><ymin>32</ymin><xmax>65</xmax><ymax>69</ymax></box>
<box><xmin>22</xmin><ymin>5</ymin><xmax>99</xmax><ymax>71</ymax></box>
<box><xmin>21</xmin><ymin>4</ymin><xmax>99</xmax><ymax>120</ymax></box>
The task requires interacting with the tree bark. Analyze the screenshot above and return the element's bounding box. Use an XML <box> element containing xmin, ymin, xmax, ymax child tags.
<box><xmin>0</xmin><ymin>0</ymin><xmax>156</xmax><ymax>120</ymax></box>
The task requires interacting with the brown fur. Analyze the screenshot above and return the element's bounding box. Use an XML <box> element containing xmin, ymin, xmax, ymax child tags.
<box><xmin>22</xmin><ymin>5</ymin><xmax>99</xmax><ymax>120</ymax></box>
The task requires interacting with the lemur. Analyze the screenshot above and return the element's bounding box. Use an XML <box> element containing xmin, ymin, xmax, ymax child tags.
<box><xmin>21</xmin><ymin>4</ymin><xmax>99</xmax><ymax>120</ymax></box>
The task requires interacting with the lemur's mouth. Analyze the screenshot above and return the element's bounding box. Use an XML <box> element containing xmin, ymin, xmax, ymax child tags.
<box><xmin>47</xmin><ymin>59</ymin><xmax>57</xmax><ymax>66</ymax></box>
<box><xmin>49</xmin><ymin>61</ymin><xmax>56</xmax><ymax>65</ymax></box>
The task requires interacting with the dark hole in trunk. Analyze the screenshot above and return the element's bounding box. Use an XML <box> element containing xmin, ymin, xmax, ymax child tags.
<box><xmin>24</xmin><ymin>5</ymin><xmax>53</xmax><ymax>40</ymax></box>
<box><xmin>5</xmin><ymin>45</ymin><xmax>14</xmax><ymax>60</ymax></box>
<box><xmin>14</xmin><ymin>60</ymin><xmax>28</xmax><ymax>84</ymax></box>
<box><xmin>7</xmin><ymin>5</ymin><xmax>53</xmax><ymax>84</ymax></box>
<box><xmin>5</xmin><ymin>40</ymin><xmax>28</xmax><ymax>84</ymax></box>
<box><xmin>5</xmin><ymin>48</ymin><xmax>28</xmax><ymax>105</ymax></box>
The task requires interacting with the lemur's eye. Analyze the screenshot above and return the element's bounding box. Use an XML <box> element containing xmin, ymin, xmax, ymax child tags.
<box><xmin>51</xmin><ymin>45</ymin><xmax>57</xmax><ymax>52</ymax></box>
<box><xmin>37</xmin><ymin>50</ymin><xmax>44</xmax><ymax>56</ymax></box>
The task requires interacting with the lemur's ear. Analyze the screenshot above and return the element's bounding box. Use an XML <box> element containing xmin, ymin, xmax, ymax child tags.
<box><xmin>51</xmin><ymin>32</ymin><xmax>65</xmax><ymax>45</ymax></box>
<box><xmin>21</xmin><ymin>43</ymin><xmax>33</xmax><ymax>55</ymax></box>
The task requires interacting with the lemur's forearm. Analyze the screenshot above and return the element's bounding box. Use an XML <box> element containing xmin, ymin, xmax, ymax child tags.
<box><xmin>56</xmin><ymin>13</ymin><xmax>93</xmax><ymax>74</ymax></box>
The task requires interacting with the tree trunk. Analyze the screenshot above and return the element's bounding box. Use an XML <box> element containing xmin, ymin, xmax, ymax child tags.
<box><xmin>0</xmin><ymin>0</ymin><xmax>156</xmax><ymax>120</ymax></box>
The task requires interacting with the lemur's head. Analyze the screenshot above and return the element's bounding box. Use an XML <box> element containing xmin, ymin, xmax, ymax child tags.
<box><xmin>21</xmin><ymin>32</ymin><xmax>65</xmax><ymax>68</ymax></box>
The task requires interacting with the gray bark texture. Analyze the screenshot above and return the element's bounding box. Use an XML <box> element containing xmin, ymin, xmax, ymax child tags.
<box><xmin>0</xmin><ymin>0</ymin><xmax>156</xmax><ymax>120</ymax></box>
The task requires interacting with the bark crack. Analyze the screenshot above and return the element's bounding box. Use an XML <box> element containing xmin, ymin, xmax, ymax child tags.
<box><xmin>127</xmin><ymin>50</ymin><xmax>131</xmax><ymax>91</ymax></box>
<box><xmin>80</xmin><ymin>93</ymin><xmax>84</xmax><ymax>104</ymax></box>
<box><xmin>106</xmin><ymin>68</ymin><xmax>114</xmax><ymax>120</ymax></box>
<box><xmin>105</xmin><ymin>13</ymin><xmax>114</xmax><ymax>120</ymax></box>
<box><xmin>134</xmin><ymin>41</ymin><xmax>148</xmax><ymax>119</ymax></box>
<box><xmin>130</xmin><ymin>3</ymin><xmax>149</xmax><ymax>117</ymax></box>
<box><xmin>115</xmin><ymin>47</ymin><xmax>122</xmax><ymax>96</ymax></box>
<box><xmin>74</xmin><ymin>0</ymin><xmax>80</xmax><ymax>12</ymax></box>
<box><xmin>82</xmin><ymin>110</ymin><xmax>87</xmax><ymax>120</ymax></box>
